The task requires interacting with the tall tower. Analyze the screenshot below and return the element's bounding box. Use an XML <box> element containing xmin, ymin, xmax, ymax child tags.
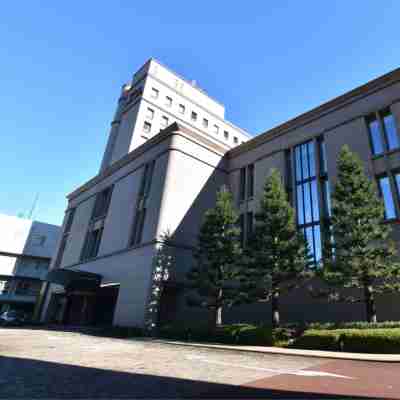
<box><xmin>100</xmin><ymin>59</ymin><xmax>250</xmax><ymax>172</ymax></box>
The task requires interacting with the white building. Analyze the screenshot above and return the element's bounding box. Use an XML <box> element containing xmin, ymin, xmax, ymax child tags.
<box><xmin>41</xmin><ymin>60</ymin><xmax>400</xmax><ymax>327</ymax></box>
<box><xmin>100</xmin><ymin>59</ymin><xmax>250</xmax><ymax>171</ymax></box>
<box><xmin>0</xmin><ymin>214</ymin><xmax>61</xmax><ymax>316</ymax></box>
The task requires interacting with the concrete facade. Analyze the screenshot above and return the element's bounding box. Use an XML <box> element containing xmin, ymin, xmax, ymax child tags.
<box><xmin>0</xmin><ymin>214</ymin><xmax>61</xmax><ymax>315</ymax></box>
<box><xmin>42</xmin><ymin>61</ymin><xmax>400</xmax><ymax>327</ymax></box>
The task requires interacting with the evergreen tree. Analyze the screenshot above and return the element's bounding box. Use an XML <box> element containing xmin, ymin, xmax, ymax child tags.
<box><xmin>319</xmin><ymin>145</ymin><xmax>400</xmax><ymax>322</ymax></box>
<box><xmin>240</xmin><ymin>169</ymin><xmax>312</xmax><ymax>328</ymax></box>
<box><xmin>186</xmin><ymin>187</ymin><xmax>242</xmax><ymax>331</ymax></box>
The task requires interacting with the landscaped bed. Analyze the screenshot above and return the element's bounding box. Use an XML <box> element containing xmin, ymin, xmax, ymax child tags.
<box><xmin>292</xmin><ymin>328</ymin><xmax>400</xmax><ymax>354</ymax></box>
<box><xmin>157</xmin><ymin>322</ymin><xmax>400</xmax><ymax>354</ymax></box>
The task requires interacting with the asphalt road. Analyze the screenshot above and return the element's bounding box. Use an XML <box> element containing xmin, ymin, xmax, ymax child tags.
<box><xmin>0</xmin><ymin>327</ymin><xmax>398</xmax><ymax>398</ymax></box>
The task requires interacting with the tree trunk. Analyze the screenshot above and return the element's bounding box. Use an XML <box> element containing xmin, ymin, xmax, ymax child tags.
<box><xmin>271</xmin><ymin>290</ymin><xmax>280</xmax><ymax>328</ymax></box>
<box><xmin>364</xmin><ymin>284</ymin><xmax>377</xmax><ymax>323</ymax></box>
<box><xmin>209</xmin><ymin>290</ymin><xmax>223</xmax><ymax>333</ymax></box>
<box><xmin>208</xmin><ymin>306</ymin><xmax>222</xmax><ymax>332</ymax></box>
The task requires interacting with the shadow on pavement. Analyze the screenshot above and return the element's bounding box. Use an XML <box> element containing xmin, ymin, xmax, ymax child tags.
<box><xmin>0</xmin><ymin>354</ymin><xmax>369</xmax><ymax>399</ymax></box>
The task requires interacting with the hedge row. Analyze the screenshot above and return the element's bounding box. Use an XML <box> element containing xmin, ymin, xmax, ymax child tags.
<box><xmin>308</xmin><ymin>321</ymin><xmax>400</xmax><ymax>330</ymax></box>
<box><xmin>292</xmin><ymin>328</ymin><xmax>400</xmax><ymax>353</ymax></box>
<box><xmin>159</xmin><ymin>324</ymin><xmax>276</xmax><ymax>346</ymax></box>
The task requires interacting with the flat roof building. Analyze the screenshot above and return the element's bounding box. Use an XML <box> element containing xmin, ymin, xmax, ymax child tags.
<box><xmin>41</xmin><ymin>61</ymin><xmax>400</xmax><ymax>327</ymax></box>
<box><xmin>0</xmin><ymin>213</ymin><xmax>61</xmax><ymax>317</ymax></box>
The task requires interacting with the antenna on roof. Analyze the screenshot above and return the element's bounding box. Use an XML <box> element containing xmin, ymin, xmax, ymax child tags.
<box><xmin>28</xmin><ymin>193</ymin><xmax>39</xmax><ymax>220</ymax></box>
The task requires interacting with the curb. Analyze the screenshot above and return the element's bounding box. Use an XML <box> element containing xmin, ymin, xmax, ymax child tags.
<box><xmin>152</xmin><ymin>339</ymin><xmax>400</xmax><ymax>363</ymax></box>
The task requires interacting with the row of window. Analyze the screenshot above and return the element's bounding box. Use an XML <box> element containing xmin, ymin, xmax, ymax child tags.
<box><xmin>239</xmin><ymin>138</ymin><xmax>330</xmax><ymax>265</ymax></box>
<box><xmin>55</xmin><ymin>161</ymin><xmax>157</xmax><ymax>267</ymax></box>
<box><xmin>238</xmin><ymin>132</ymin><xmax>400</xmax><ymax>265</ymax></box>
<box><xmin>367</xmin><ymin>109</ymin><xmax>399</xmax><ymax>156</ymax></box>
<box><xmin>293</xmin><ymin>138</ymin><xmax>329</xmax><ymax>265</ymax></box>
<box><xmin>149</xmin><ymin>86</ymin><xmax>241</xmax><ymax>144</ymax></box>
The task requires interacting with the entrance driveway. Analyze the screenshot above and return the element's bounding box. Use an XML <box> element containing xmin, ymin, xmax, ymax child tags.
<box><xmin>0</xmin><ymin>327</ymin><xmax>399</xmax><ymax>398</ymax></box>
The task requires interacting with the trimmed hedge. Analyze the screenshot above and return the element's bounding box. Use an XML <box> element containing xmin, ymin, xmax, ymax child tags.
<box><xmin>308</xmin><ymin>321</ymin><xmax>400</xmax><ymax>330</ymax></box>
<box><xmin>292</xmin><ymin>328</ymin><xmax>400</xmax><ymax>353</ymax></box>
<box><xmin>292</xmin><ymin>329</ymin><xmax>342</xmax><ymax>351</ymax></box>
<box><xmin>159</xmin><ymin>324</ymin><xmax>275</xmax><ymax>346</ymax></box>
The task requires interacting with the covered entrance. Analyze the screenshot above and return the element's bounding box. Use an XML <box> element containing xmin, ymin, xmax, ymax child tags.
<box><xmin>45</xmin><ymin>269</ymin><xmax>119</xmax><ymax>326</ymax></box>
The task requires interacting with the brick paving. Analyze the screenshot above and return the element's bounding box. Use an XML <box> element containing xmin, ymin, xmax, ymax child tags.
<box><xmin>0</xmin><ymin>327</ymin><xmax>398</xmax><ymax>398</ymax></box>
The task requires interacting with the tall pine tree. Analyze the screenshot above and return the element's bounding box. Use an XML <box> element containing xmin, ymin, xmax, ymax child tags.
<box><xmin>186</xmin><ymin>187</ymin><xmax>242</xmax><ymax>331</ymax></box>
<box><xmin>320</xmin><ymin>145</ymin><xmax>400</xmax><ymax>322</ymax></box>
<box><xmin>240</xmin><ymin>169</ymin><xmax>312</xmax><ymax>327</ymax></box>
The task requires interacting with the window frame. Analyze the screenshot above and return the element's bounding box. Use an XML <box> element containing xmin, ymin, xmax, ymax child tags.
<box><xmin>377</xmin><ymin>174</ymin><xmax>397</xmax><ymax>221</ymax></box>
<box><xmin>151</xmin><ymin>88</ymin><xmax>159</xmax><ymax>99</ymax></box>
<box><xmin>366</xmin><ymin>109</ymin><xmax>400</xmax><ymax>156</ymax></box>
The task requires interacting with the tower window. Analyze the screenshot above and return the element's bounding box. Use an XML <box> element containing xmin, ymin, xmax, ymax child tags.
<box><xmin>151</xmin><ymin>88</ymin><xmax>159</xmax><ymax>99</ymax></box>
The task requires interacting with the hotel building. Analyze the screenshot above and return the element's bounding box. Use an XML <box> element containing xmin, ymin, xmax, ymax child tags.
<box><xmin>40</xmin><ymin>59</ymin><xmax>400</xmax><ymax>326</ymax></box>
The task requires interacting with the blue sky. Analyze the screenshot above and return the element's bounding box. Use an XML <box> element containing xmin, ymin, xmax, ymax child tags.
<box><xmin>1</xmin><ymin>1</ymin><xmax>399</xmax><ymax>226</ymax></box>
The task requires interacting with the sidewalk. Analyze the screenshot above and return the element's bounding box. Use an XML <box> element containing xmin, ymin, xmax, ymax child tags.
<box><xmin>154</xmin><ymin>339</ymin><xmax>400</xmax><ymax>362</ymax></box>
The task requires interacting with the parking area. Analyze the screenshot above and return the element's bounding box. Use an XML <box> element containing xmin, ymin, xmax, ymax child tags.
<box><xmin>0</xmin><ymin>327</ymin><xmax>399</xmax><ymax>398</ymax></box>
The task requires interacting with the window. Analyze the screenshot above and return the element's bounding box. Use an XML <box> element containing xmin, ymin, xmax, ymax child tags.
<box><xmin>92</xmin><ymin>187</ymin><xmax>113</xmax><ymax>220</ymax></box>
<box><xmin>15</xmin><ymin>281</ymin><xmax>33</xmax><ymax>295</ymax></box>
<box><xmin>31</xmin><ymin>234</ymin><xmax>46</xmax><ymax>246</ymax></box>
<box><xmin>64</xmin><ymin>208</ymin><xmax>75</xmax><ymax>233</ymax></box>
<box><xmin>239</xmin><ymin>165</ymin><xmax>254</xmax><ymax>202</ymax></box>
<box><xmin>131</xmin><ymin>209</ymin><xmax>146</xmax><ymax>246</ymax></box>
<box><xmin>165</xmin><ymin>96</ymin><xmax>172</xmax><ymax>107</ymax></box>
<box><xmin>234</xmin><ymin>137</ymin><xmax>238</xmax><ymax>144</ymax></box>
<box><xmin>239</xmin><ymin>167</ymin><xmax>246</xmax><ymax>202</ymax></box>
<box><xmin>151</xmin><ymin>88</ymin><xmax>159</xmax><ymax>99</ymax></box>
<box><xmin>191</xmin><ymin>111</ymin><xmax>197</xmax><ymax>122</ymax></box>
<box><xmin>54</xmin><ymin>208</ymin><xmax>76</xmax><ymax>269</ymax></box>
<box><xmin>130</xmin><ymin>161</ymin><xmax>155</xmax><ymax>246</ymax></box>
<box><xmin>367</xmin><ymin>115</ymin><xmax>384</xmax><ymax>155</ymax></box>
<box><xmin>378</xmin><ymin>176</ymin><xmax>396</xmax><ymax>220</ymax></box>
<box><xmin>367</xmin><ymin>110</ymin><xmax>400</xmax><ymax>155</ymax></box>
<box><xmin>247</xmin><ymin>164</ymin><xmax>254</xmax><ymax>198</ymax></box>
<box><xmin>143</xmin><ymin>121</ymin><xmax>151</xmax><ymax>134</ymax></box>
<box><xmin>239</xmin><ymin>214</ymin><xmax>245</xmax><ymax>248</ymax></box>
<box><xmin>202</xmin><ymin>118</ymin><xmax>208</xmax><ymax>128</ymax></box>
<box><xmin>213</xmin><ymin>125</ymin><xmax>219</xmax><ymax>135</ymax></box>
<box><xmin>246</xmin><ymin>212</ymin><xmax>253</xmax><ymax>244</ymax></box>
<box><xmin>395</xmin><ymin>173</ymin><xmax>400</xmax><ymax>199</ymax></box>
<box><xmin>179</xmin><ymin>104</ymin><xmax>185</xmax><ymax>114</ymax></box>
<box><xmin>161</xmin><ymin>116</ymin><xmax>169</xmax><ymax>128</ymax></box>
<box><xmin>139</xmin><ymin>161</ymin><xmax>155</xmax><ymax>198</ymax></box>
<box><xmin>294</xmin><ymin>140</ymin><xmax>322</xmax><ymax>264</ymax></box>
<box><xmin>382</xmin><ymin>109</ymin><xmax>400</xmax><ymax>151</ymax></box>
<box><xmin>81</xmin><ymin>187</ymin><xmax>113</xmax><ymax>261</ymax></box>
<box><xmin>146</xmin><ymin>107</ymin><xmax>154</xmax><ymax>120</ymax></box>
<box><xmin>224</xmin><ymin>130</ymin><xmax>229</xmax><ymax>139</ymax></box>
<box><xmin>82</xmin><ymin>228</ymin><xmax>103</xmax><ymax>260</ymax></box>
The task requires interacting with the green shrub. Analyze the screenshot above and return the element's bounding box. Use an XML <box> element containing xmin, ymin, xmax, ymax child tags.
<box><xmin>158</xmin><ymin>323</ymin><xmax>274</xmax><ymax>346</ymax></box>
<box><xmin>308</xmin><ymin>321</ymin><xmax>400</xmax><ymax>330</ymax></box>
<box><xmin>292</xmin><ymin>329</ymin><xmax>341</xmax><ymax>351</ymax></box>
<box><xmin>340</xmin><ymin>328</ymin><xmax>400</xmax><ymax>354</ymax></box>
<box><xmin>293</xmin><ymin>328</ymin><xmax>400</xmax><ymax>353</ymax></box>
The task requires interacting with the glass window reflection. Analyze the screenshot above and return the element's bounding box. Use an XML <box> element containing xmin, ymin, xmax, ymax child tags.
<box><xmin>378</xmin><ymin>176</ymin><xmax>396</xmax><ymax>220</ymax></box>
<box><xmin>383</xmin><ymin>113</ymin><xmax>400</xmax><ymax>151</ymax></box>
<box><xmin>368</xmin><ymin>118</ymin><xmax>384</xmax><ymax>155</ymax></box>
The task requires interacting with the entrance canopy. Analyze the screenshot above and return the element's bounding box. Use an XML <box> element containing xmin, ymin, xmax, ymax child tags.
<box><xmin>45</xmin><ymin>269</ymin><xmax>102</xmax><ymax>292</ymax></box>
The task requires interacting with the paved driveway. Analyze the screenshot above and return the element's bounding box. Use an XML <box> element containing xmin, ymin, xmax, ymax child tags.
<box><xmin>0</xmin><ymin>327</ymin><xmax>399</xmax><ymax>398</ymax></box>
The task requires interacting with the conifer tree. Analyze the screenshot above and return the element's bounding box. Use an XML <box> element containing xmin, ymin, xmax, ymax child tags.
<box><xmin>241</xmin><ymin>169</ymin><xmax>312</xmax><ymax>327</ymax></box>
<box><xmin>186</xmin><ymin>187</ymin><xmax>242</xmax><ymax>331</ymax></box>
<box><xmin>319</xmin><ymin>145</ymin><xmax>400</xmax><ymax>322</ymax></box>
